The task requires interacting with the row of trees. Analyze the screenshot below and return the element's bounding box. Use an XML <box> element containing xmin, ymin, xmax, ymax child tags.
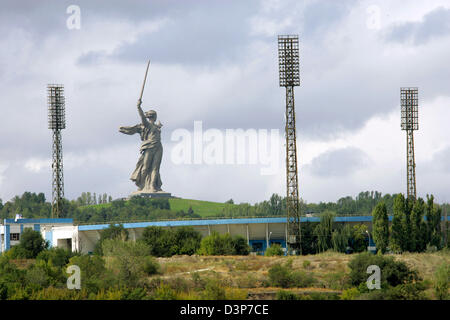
<box><xmin>1</xmin><ymin>191</ymin><xmax>449</xmax><ymax>227</ymax></box>
<box><xmin>0</xmin><ymin>193</ymin><xmax>200</xmax><ymax>223</ymax></box>
<box><xmin>75</xmin><ymin>192</ymin><xmax>113</xmax><ymax>206</ymax></box>
<box><xmin>222</xmin><ymin>191</ymin><xmax>400</xmax><ymax>218</ymax></box>
<box><xmin>96</xmin><ymin>224</ymin><xmax>251</xmax><ymax>257</ymax></box>
<box><xmin>299</xmin><ymin>212</ymin><xmax>369</xmax><ymax>255</ymax></box>
<box><xmin>372</xmin><ymin>194</ymin><xmax>445</xmax><ymax>253</ymax></box>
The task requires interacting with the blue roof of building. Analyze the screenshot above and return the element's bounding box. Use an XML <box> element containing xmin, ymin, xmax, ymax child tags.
<box><xmin>3</xmin><ymin>218</ymin><xmax>73</xmax><ymax>224</ymax></box>
<box><xmin>77</xmin><ymin>216</ymin><xmax>386</xmax><ymax>231</ymax></box>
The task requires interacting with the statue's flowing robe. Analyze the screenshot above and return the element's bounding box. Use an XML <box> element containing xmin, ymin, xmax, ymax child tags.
<box><xmin>120</xmin><ymin>123</ymin><xmax>163</xmax><ymax>191</ymax></box>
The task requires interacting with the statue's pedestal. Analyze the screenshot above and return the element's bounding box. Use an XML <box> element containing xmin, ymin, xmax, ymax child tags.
<box><xmin>129</xmin><ymin>190</ymin><xmax>173</xmax><ymax>199</ymax></box>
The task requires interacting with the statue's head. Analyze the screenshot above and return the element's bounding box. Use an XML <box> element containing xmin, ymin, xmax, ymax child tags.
<box><xmin>144</xmin><ymin>110</ymin><xmax>157</xmax><ymax>121</ymax></box>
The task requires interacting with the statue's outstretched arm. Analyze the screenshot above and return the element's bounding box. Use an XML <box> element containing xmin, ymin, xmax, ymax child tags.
<box><xmin>137</xmin><ymin>99</ymin><xmax>149</xmax><ymax>127</ymax></box>
<box><xmin>119</xmin><ymin>124</ymin><xmax>140</xmax><ymax>135</ymax></box>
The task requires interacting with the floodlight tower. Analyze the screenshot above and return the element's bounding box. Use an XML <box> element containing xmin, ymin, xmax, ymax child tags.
<box><xmin>278</xmin><ymin>35</ymin><xmax>301</xmax><ymax>254</ymax></box>
<box><xmin>400</xmin><ymin>87</ymin><xmax>418</xmax><ymax>200</ymax></box>
<box><xmin>47</xmin><ymin>84</ymin><xmax>66</xmax><ymax>218</ymax></box>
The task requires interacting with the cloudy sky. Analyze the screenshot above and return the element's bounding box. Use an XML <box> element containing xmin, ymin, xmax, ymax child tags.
<box><xmin>1</xmin><ymin>0</ymin><xmax>449</xmax><ymax>205</ymax></box>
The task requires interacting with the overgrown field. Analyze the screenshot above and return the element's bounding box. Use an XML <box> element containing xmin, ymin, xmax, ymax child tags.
<box><xmin>153</xmin><ymin>251</ymin><xmax>449</xmax><ymax>300</ymax></box>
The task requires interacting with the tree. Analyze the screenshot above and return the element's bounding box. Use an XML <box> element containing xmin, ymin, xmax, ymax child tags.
<box><xmin>426</xmin><ymin>195</ymin><xmax>442</xmax><ymax>249</ymax></box>
<box><xmin>351</xmin><ymin>224</ymin><xmax>368</xmax><ymax>253</ymax></box>
<box><xmin>173</xmin><ymin>227</ymin><xmax>202</xmax><ymax>255</ymax></box>
<box><xmin>141</xmin><ymin>226</ymin><xmax>177</xmax><ymax>257</ymax></box>
<box><xmin>300</xmin><ymin>221</ymin><xmax>317</xmax><ymax>255</ymax></box>
<box><xmin>17</xmin><ymin>228</ymin><xmax>48</xmax><ymax>258</ymax></box>
<box><xmin>101</xmin><ymin>239</ymin><xmax>159</xmax><ymax>287</ymax></box>
<box><xmin>68</xmin><ymin>255</ymin><xmax>109</xmax><ymax>293</ymax></box>
<box><xmin>314</xmin><ymin>211</ymin><xmax>335</xmax><ymax>252</ymax></box>
<box><xmin>390</xmin><ymin>194</ymin><xmax>406</xmax><ymax>252</ymax></box>
<box><xmin>232</xmin><ymin>235</ymin><xmax>250</xmax><ymax>255</ymax></box>
<box><xmin>94</xmin><ymin>224</ymin><xmax>129</xmax><ymax>255</ymax></box>
<box><xmin>410</xmin><ymin>198</ymin><xmax>426</xmax><ymax>252</ymax></box>
<box><xmin>402</xmin><ymin>197</ymin><xmax>414</xmax><ymax>251</ymax></box>
<box><xmin>372</xmin><ymin>202</ymin><xmax>389</xmax><ymax>253</ymax></box>
<box><xmin>197</xmin><ymin>232</ymin><xmax>235</xmax><ymax>255</ymax></box>
<box><xmin>141</xmin><ymin>226</ymin><xmax>202</xmax><ymax>257</ymax></box>
<box><xmin>332</xmin><ymin>224</ymin><xmax>352</xmax><ymax>253</ymax></box>
<box><xmin>348</xmin><ymin>252</ymin><xmax>419</xmax><ymax>288</ymax></box>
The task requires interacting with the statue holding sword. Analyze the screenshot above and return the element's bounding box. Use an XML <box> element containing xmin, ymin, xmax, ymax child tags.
<box><xmin>119</xmin><ymin>61</ymin><xmax>168</xmax><ymax>195</ymax></box>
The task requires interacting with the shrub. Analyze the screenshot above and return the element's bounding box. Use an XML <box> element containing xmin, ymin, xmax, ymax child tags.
<box><xmin>3</xmin><ymin>245</ymin><xmax>29</xmax><ymax>259</ymax></box>
<box><xmin>68</xmin><ymin>255</ymin><xmax>110</xmax><ymax>293</ymax></box>
<box><xmin>152</xmin><ymin>284</ymin><xmax>177</xmax><ymax>300</ymax></box>
<box><xmin>197</xmin><ymin>232</ymin><xmax>235</xmax><ymax>255</ymax></box>
<box><xmin>358</xmin><ymin>282</ymin><xmax>428</xmax><ymax>300</ymax></box>
<box><xmin>433</xmin><ymin>263</ymin><xmax>449</xmax><ymax>300</ymax></box>
<box><xmin>143</xmin><ymin>257</ymin><xmax>160</xmax><ymax>275</ymax></box>
<box><xmin>141</xmin><ymin>226</ymin><xmax>176</xmax><ymax>257</ymax></box>
<box><xmin>290</xmin><ymin>271</ymin><xmax>316</xmax><ymax>288</ymax></box>
<box><xmin>341</xmin><ymin>287</ymin><xmax>360</xmax><ymax>300</ymax></box>
<box><xmin>384</xmin><ymin>282</ymin><xmax>428</xmax><ymax>300</ymax></box>
<box><xmin>141</xmin><ymin>226</ymin><xmax>202</xmax><ymax>257</ymax></box>
<box><xmin>94</xmin><ymin>224</ymin><xmax>128</xmax><ymax>255</ymax></box>
<box><xmin>268</xmin><ymin>263</ymin><xmax>291</xmax><ymax>288</ymax></box>
<box><xmin>276</xmin><ymin>290</ymin><xmax>299</xmax><ymax>300</ymax></box>
<box><xmin>24</xmin><ymin>266</ymin><xmax>49</xmax><ymax>288</ymax></box>
<box><xmin>29</xmin><ymin>287</ymin><xmax>87</xmax><ymax>300</ymax></box>
<box><xmin>26</xmin><ymin>259</ymin><xmax>66</xmax><ymax>288</ymax></box>
<box><xmin>174</xmin><ymin>227</ymin><xmax>203</xmax><ymax>255</ymax></box>
<box><xmin>224</xmin><ymin>288</ymin><xmax>248</xmax><ymax>300</ymax></box>
<box><xmin>200</xmin><ymin>279</ymin><xmax>226</xmax><ymax>300</ymax></box>
<box><xmin>232</xmin><ymin>236</ymin><xmax>251</xmax><ymax>255</ymax></box>
<box><xmin>307</xmin><ymin>292</ymin><xmax>340</xmax><ymax>300</ymax></box>
<box><xmin>10</xmin><ymin>228</ymin><xmax>48</xmax><ymax>259</ymax></box>
<box><xmin>265</xmin><ymin>244</ymin><xmax>284</xmax><ymax>256</ymax></box>
<box><xmin>102</xmin><ymin>239</ymin><xmax>160</xmax><ymax>286</ymax></box>
<box><xmin>268</xmin><ymin>262</ymin><xmax>316</xmax><ymax>288</ymax></box>
<box><xmin>348</xmin><ymin>252</ymin><xmax>419</xmax><ymax>288</ymax></box>
<box><xmin>36</xmin><ymin>247</ymin><xmax>77</xmax><ymax>268</ymax></box>
<box><xmin>325</xmin><ymin>272</ymin><xmax>351</xmax><ymax>290</ymax></box>
<box><xmin>121</xmin><ymin>287</ymin><xmax>148</xmax><ymax>300</ymax></box>
<box><xmin>0</xmin><ymin>255</ymin><xmax>25</xmax><ymax>289</ymax></box>
<box><xmin>302</xmin><ymin>260</ymin><xmax>311</xmax><ymax>269</ymax></box>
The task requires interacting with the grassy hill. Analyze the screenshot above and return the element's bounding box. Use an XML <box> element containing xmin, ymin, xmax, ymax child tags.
<box><xmin>168</xmin><ymin>198</ymin><xmax>235</xmax><ymax>218</ymax></box>
<box><xmin>77</xmin><ymin>197</ymin><xmax>237</xmax><ymax>221</ymax></box>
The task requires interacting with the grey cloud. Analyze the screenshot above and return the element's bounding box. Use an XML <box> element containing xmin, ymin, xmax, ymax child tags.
<box><xmin>384</xmin><ymin>7</ymin><xmax>450</xmax><ymax>45</ymax></box>
<box><xmin>302</xmin><ymin>0</ymin><xmax>356</xmax><ymax>40</ymax></box>
<box><xmin>1</xmin><ymin>1</ymin><xmax>450</xmax><ymax>204</ymax></box>
<box><xmin>306</xmin><ymin>147</ymin><xmax>369</xmax><ymax>177</ymax></box>
<box><xmin>78</xmin><ymin>1</ymin><xmax>259</xmax><ymax>66</ymax></box>
<box><xmin>0</xmin><ymin>0</ymin><xmax>200</xmax><ymax>37</ymax></box>
<box><xmin>423</xmin><ymin>146</ymin><xmax>450</xmax><ymax>173</ymax></box>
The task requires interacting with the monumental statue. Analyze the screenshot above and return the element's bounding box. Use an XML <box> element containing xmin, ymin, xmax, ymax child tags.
<box><xmin>119</xmin><ymin>61</ymin><xmax>171</xmax><ymax>198</ymax></box>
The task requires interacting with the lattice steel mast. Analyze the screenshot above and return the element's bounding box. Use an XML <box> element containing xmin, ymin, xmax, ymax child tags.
<box><xmin>400</xmin><ymin>87</ymin><xmax>418</xmax><ymax>200</ymax></box>
<box><xmin>278</xmin><ymin>35</ymin><xmax>301</xmax><ymax>254</ymax></box>
<box><xmin>48</xmin><ymin>84</ymin><xmax>66</xmax><ymax>218</ymax></box>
